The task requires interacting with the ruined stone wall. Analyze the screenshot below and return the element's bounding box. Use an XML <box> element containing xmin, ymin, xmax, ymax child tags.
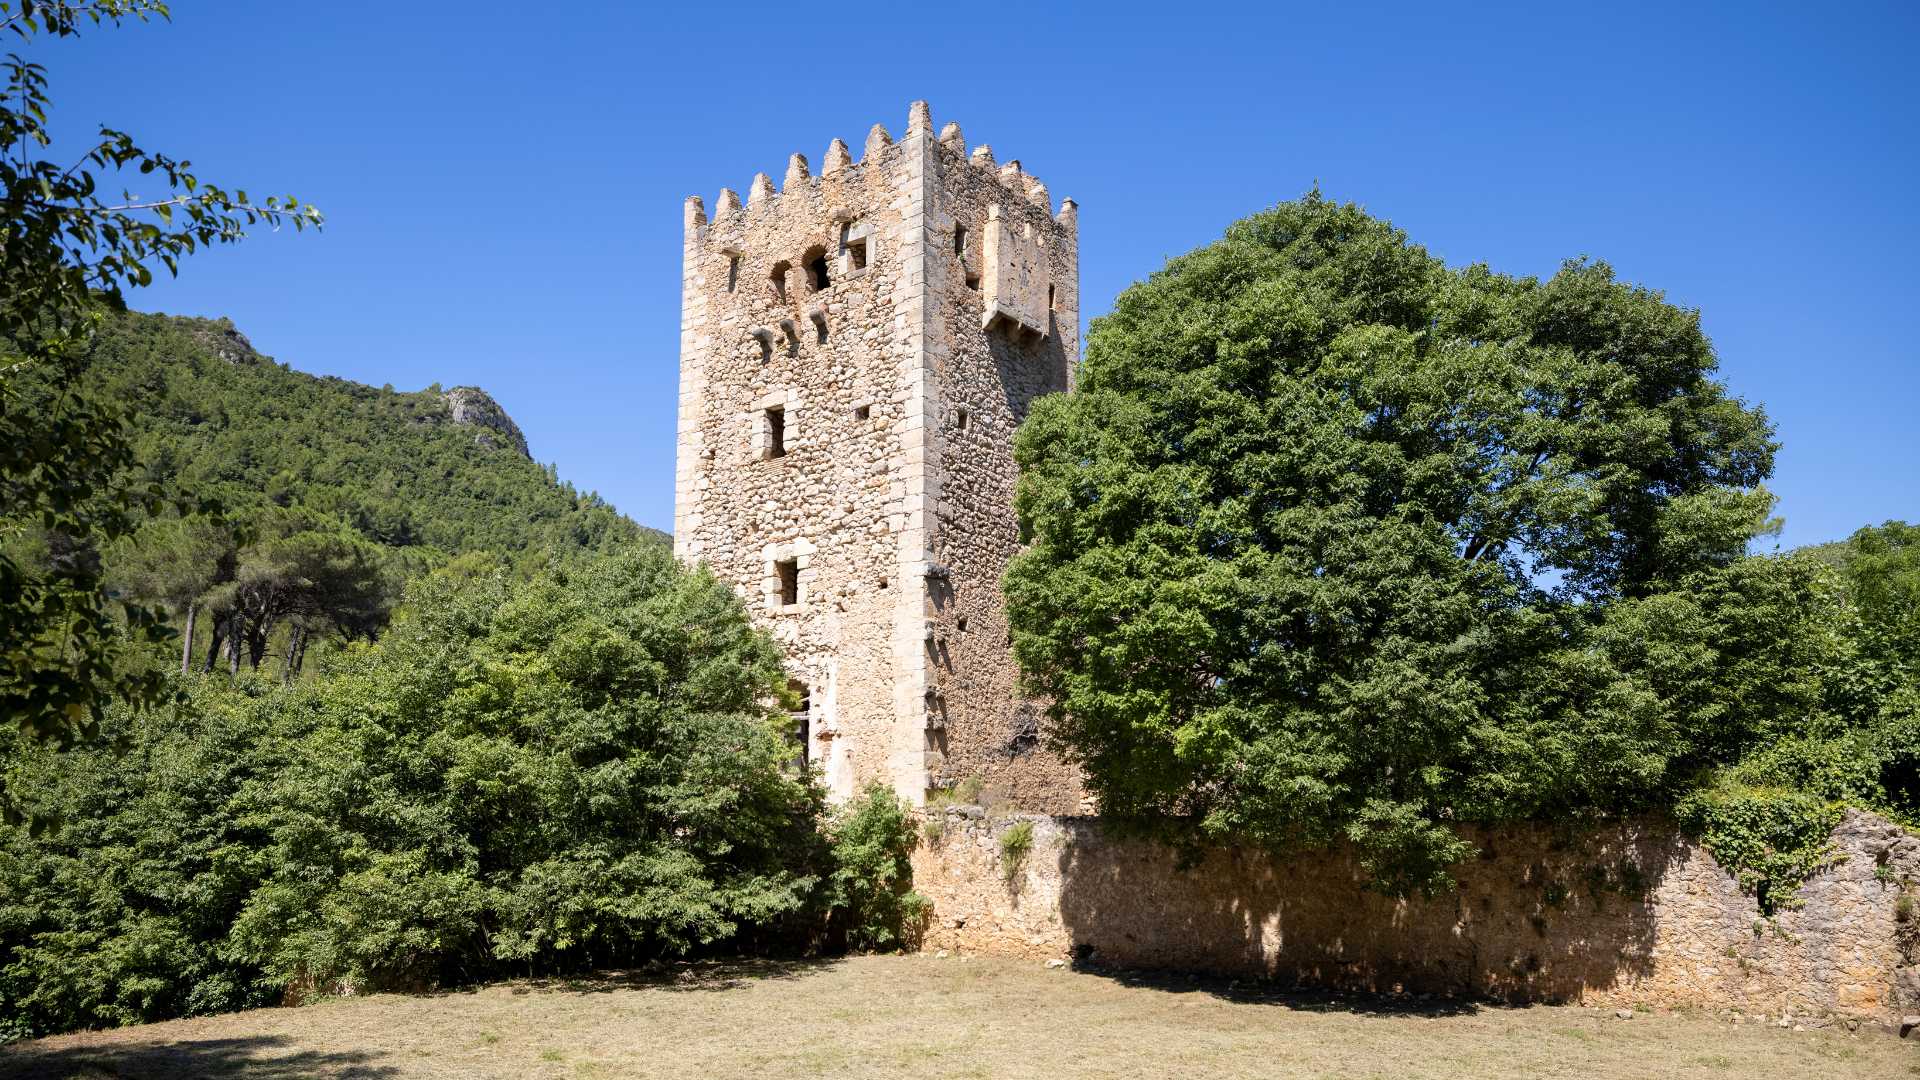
<box><xmin>674</xmin><ymin>103</ymin><xmax>1085</xmax><ymax>808</ymax></box>
<box><xmin>912</xmin><ymin>809</ymin><xmax>1920</xmax><ymax>1024</ymax></box>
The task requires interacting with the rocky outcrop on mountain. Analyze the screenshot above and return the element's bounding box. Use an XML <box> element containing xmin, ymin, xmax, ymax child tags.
<box><xmin>438</xmin><ymin>386</ymin><xmax>529</xmax><ymax>456</ymax></box>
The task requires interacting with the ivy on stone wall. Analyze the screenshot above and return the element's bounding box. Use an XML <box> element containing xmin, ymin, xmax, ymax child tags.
<box><xmin>1674</xmin><ymin>781</ymin><xmax>1847</xmax><ymax>914</ymax></box>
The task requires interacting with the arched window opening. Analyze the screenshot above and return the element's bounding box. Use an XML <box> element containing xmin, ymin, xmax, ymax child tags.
<box><xmin>803</xmin><ymin>245</ymin><xmax>831</xmax><ymax>291</ymax></box>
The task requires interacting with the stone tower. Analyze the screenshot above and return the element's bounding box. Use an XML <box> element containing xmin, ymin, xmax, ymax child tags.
<box><xmin>673</xmin><ymin>102</ymin><xmax>1082</xmax><ymax>811</ymax></box>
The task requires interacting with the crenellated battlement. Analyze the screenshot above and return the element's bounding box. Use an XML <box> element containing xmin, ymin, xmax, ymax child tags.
<box><xmin>673</xmin><ymin>101</ymin><xmax>1084</xmax><ymax>814</ymax></box>
<box><xmin>684</xmin><ymin>102</ymin><xmax>1075</xmax><ymax>242</ymax></box>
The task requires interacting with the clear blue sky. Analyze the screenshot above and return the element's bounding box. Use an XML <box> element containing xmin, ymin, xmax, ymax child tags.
<box><xmin>35</xmin><ymin>1</ymin><xmax>1917</xmax><ymax>548</ymax></box>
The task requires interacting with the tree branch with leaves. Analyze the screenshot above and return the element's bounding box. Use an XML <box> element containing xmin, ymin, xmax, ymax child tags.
<box><xmin>1</xmin><ymin>0</ymin><xmax>320</xmax><ymax>744</ymax></box>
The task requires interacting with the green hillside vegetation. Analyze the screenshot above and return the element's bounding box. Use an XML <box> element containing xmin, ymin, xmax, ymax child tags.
<box><xmin>12</xmin><ymin>308</ymin><xmax>662</xmax><ymax>681</ymax></box>
<box><xmin>89</xmin><ymin>311</ymin><xmax>655</xmax><ymax>559</ymax></box>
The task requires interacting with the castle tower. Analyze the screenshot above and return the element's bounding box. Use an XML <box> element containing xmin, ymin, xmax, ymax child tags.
<box><xmin>673</xmin><ymin>102</ymin><xmax>1082</xmax><ymax>811</ymax></box>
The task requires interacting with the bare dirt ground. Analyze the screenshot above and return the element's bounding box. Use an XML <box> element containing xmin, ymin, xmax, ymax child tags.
<box><xmin>1</xmin><ymin>954</ymin><xmax>1913</xmax><ymax>1079</ymax></box>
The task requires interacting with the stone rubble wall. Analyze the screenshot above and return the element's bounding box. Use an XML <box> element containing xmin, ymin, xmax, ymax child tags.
<box><xmin>920</xmin><ymin>132</ymin><xmax>1084</xmax><ymax>813</ymax></box>
<box><xmin>673</xmin><ymin>103</ymin><xmax>1087</xmax><ymax>808</ymax></box>
<box><xmin>911</xmin><ymin>808</ymin><xmax>1920</xmax><ymax>1025</ymax></box>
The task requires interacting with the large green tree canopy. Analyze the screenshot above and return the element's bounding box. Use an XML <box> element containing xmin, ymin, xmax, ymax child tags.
<box><xmin>1006</xmin><ymin>194</ymin><xmax>1783</xmax><ymax>890</ymax></box>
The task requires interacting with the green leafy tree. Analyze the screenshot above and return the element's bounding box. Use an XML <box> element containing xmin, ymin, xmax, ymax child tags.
<box><xmin>0</xmin><ymin>545</ymin><xmax>907</xmax><ymax>1038</ymax></box>
<box><xmin>227</xmin><ymin>545</ymin><xmax>824</xmax><ymax>993</ymax></box>
<box><xmin>108</xmin><ymin>514</ymin><xmax>235</xmax><ymax>672</ymax></box>
<box><xmin>1</xmin><ymin>1</ymin><xmax>319</xmax><ymax>743</ymax></box>
<box><xmin>1006</xmin><ymin>193</ymin><xmax>1778</xmax><ymax>891</ymax></box>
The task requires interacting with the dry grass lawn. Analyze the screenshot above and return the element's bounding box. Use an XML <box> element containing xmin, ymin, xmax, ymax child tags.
<box><xmin>1</xmin><ymin>954</ymin><xmax>1913</xmax><ymax>1079</ymax></box>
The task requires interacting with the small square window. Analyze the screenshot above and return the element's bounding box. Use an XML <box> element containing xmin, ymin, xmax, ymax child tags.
<box><xmin>846</xmin><ymin>237</ymin><xmax>868</xmax><ymax>271</ymax></box>
<box><xmin>854</xmin><ymin>404</ymin><xmax>871</xmax><ymax>421</ymax></box>
<box><xmin>965</xmin><ymin>272</ymin><xmax>980</xmax><ymax>291</ymax></box>
<box><xmin>775</xmin><ymin>558</ymin><xmax>799</xmax><ymax>606</ymax></box>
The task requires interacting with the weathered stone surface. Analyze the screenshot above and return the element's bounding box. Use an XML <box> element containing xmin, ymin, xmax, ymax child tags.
<box><xmin>672</xmin><ymin>103</ymin><xmax>1082</xmax><ymax>810</ymax></box>
<box><xmin>438</xmin><ymin>386</ymin><xmax>529</xmax><ymax>456</ymax></box>
<box><xmin>189</xmin><ymin>317</ymin><xmax>258</xmax><ymax>365</ymax></box>
<box><xmin>911</xmin><ymin>809</ymin><xmax>1920</xmax><ymax>1023</ymax></box>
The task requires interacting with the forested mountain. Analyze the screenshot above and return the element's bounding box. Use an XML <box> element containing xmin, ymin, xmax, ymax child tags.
<box><xmin>13</xmin><ymin>308</ymin><xmax>662</xmax><ymax>680</ymax></box>
<box><xmin>89</xmin><ymin>309</ymin><xmax>657</xmax><ymax>557</ymax></box>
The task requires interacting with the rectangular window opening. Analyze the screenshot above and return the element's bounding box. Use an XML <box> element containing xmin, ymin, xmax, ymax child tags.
<box><xmin>955</xmin><ymin>407</ymin><xmax>970</xmax><ymax>431</ymax></box>
<box><xmin>853</xmin><ymin>403</ymin><xmax>871</xmax><ymax>421</ymax></box>
<box><xmin>766</xmin><ymin>406</ymin><xmax>786</xmax><ymax>459</ymax></box>
<box><xmin>954</xmin><ymin>224</ymin><xmax>967</xmax><ymax>256</ymax></box>
<box><xmin>846</xmin><ymin>237</ymin><xmax>868</xmax><ymax>271</ymax></box>
<box><xmin>776</xmin><ymin>558</ymin><xmax>799</xmax><ymax>606</ymax></box>
<box><xmin>790</xmin><ymin>680</ymin><xmax>811</xmax><ymax>769</ymax></box>
<box><xmin>811</xmin><ymin>312</ymin><xmax>828</xmax><ymax>343</ymax></box>
<box><xmin>965</xmin><ymin>271</ymin><xmax>980</xmax><ymax>291</ymax></box>
<box><xmin>727</xmin><ymin>255</ymin><xmax>740</xmax><ymax>292</ymax></box>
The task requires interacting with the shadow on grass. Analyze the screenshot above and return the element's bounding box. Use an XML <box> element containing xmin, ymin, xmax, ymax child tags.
<box><xmin>458</xmin><ymin>955</ymin><xmax>843</xmax><ymax>998</ymax></box>
<box><xmin>0</xmin><ymin>1035</ymin><xmax>399</xmax><ymax>1080</ymax></box>
<box><xmin>1073</xmin><ymin>961</ymin><xmax>1485</xmax><ymax>1018</ymax></box>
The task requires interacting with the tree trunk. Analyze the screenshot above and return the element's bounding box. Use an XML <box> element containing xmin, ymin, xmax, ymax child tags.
<box><xmin>205</xmin><ymin>615</ymin><xmax>226</xmax><ymax>673</ymax></box>
<box><xmin>281</xmin><ymin>624</ymin><xmax>303</xmax><ymax>685</ymax></box>
<box><xmin>180</xmin><ymin>599</ymin><xmax>197</xmax><ymax>676</ymax></box>
<box><xmin>227</xmin><ymin>624</ymin><xmax>240</xmax><ymax>676</ymax></box>
<box><xmin>247</xmin><ymin>622</ymin><xmax>269</xmax><ymax>670</ymax></box>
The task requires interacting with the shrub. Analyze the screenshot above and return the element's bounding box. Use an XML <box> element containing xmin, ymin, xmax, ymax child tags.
<box><xmin>817</xmin><ymin>785</ymin><xmax>927</xmax><ymax>952</ymax></box>
<box><xmin>999</xmin><ymin>820</ymin><xmax>1035</xmax><ymax>879</ymax></box>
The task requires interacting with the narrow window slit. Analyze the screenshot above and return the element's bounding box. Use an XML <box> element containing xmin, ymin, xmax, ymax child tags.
<box><xmin>775</xmin><ymin>558</ymin><xmax>799</xmax><ymax>605</ymax></box>
<box><xmin>811</xmin><ymin>312</ymin><xmax>828</xmax><ymax>343</ymax></box>
<box><xmin>765</xmin><ymin>406</ymin><xmax>786</xmax><ymax>459</ymax></box>
<box><xmin>788</xmin><ymin>679</ymin><xmax>811</xmax><ymax>769</ymax></box>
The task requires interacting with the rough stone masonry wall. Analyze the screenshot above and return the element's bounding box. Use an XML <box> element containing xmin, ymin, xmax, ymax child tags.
<box><xmin>675</xmin><ymin>122</ymin><xmax>921</xmax><ymax>801</ymax></box>
<box><xmin>674</xmin><ymin>102</ymin><xmax>1087</xmax><ymax>809</ymax></box>
<box><xmin>912</xmin><ymin>809</ymin><xmax>1920</xmax><ymax>1024</ymax></box>
<box><xmin>921</xmin><ymin>125</ymin><xmax>1085</xmax><ymax>814</ymax></box>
